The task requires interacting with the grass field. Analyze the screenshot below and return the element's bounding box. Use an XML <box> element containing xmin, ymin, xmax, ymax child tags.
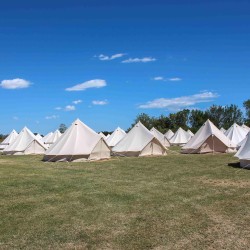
<box><xmin>0</xmin><ymin>148</ymin><xmax>250</xmax><ymax>249</ymax></box>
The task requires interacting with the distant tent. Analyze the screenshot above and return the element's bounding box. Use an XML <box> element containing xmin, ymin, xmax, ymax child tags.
<box><xmin>106</xmin><ymin>134</ymin><xmax>110</xmax><ymax>139</ymax></box>
<box><xmin>99</xmin><ymin>132</ymin><xmax>107</xmax><ymax>139</ymax></box>
<box><xmin>237</xmin><ymin>135</ymin><xmax>247</xmax><ymax>149</ymax></box>
<box><xmin>42</xmin><ymin>132</ymin><xmax>53</xmax><ymax>143</ymax></box>
<box><xmin>242</xmin><ymin>124</ymin><xmax>250</xmax><ymax>131</ymax></box>
<box><xmin>112</xmin><ymin>121</ymin><xmax>167</xmax><ymax>157</ymax></box>
<box><xmin>106</xmin><ymin>127</ymin><xmax>126</xmax><ymax>148</ymax></box>
<box><xmin>187</xmin><ymin>129</ymin><xmax>194</xmax><ymax>137</ymax></box>
<box><xmin>182</xmin><ymin>120</ymin><xmax>236</xmax><ymax>154</ymax></box>
<box><xmin>36</xmin><ymin>133</ymin><xmax>43</xmax><ymax>140</ymax></box>
<box><xmin>43</xmin><ymin>119</ymin><xmax>110</xmax><ymax>162</ymax></box>
<box><xmin>44</xmin><ymin>130</ymin><xmax>61</xmax><ymax>145</ymax></box>
<box><xmin>0</xmin><ymin>130</ymin><xmax>18</xmax><ymax>151</ymax></box>
<box><xmin>3</xmin><ymin>127</ymin><xmax>47</xmax><ymax>155</ymax></box>
<box><xmin>169</xmin><ymin>127</ymin><xmax>191</xmax><ymax>145</ymax></box>
<box><xmin>235</xmin><ymin>132</ymin><xmax>250</xmax><ymax>168</ymax></box>
<box><xmin>164</xmin><ymin>129</ymin><xmax>174</xmax><ymax>140</ymax></box>
<box><xmin>224</xmin><ymin>123</ymin><xmax>248</xmax><ymax>145</ymax></box>
<box><xmin>150</xmin><ymin>127</ymin><xmax>170</xmax><ymax>147</ymax></box>
<box><xmin>220</xmin><ymin>127</ymin><xmax>226</xmax><ymax>133</ymax></box>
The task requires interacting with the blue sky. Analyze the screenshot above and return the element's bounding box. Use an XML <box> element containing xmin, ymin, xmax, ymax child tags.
<box><xmin>0</xmin><ymin>0</ymin><xmax>249</xmax><ymax>134</ymax></box>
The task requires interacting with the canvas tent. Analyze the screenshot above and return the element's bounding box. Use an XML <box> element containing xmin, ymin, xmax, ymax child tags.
<box><xmin>164</xmin><ymin>129</ymin><xmax>174</xmax><ymax>140</ymax></box>
<box><xmin>187</xmin><ymin>129</ymin><xmax>194</xmax><ymax>137</ymax></box>
<box><xmin>150</xmin><ymin>127</ymin><xmax>170</xmax><ymax>147</ymax></box>
<box><xmin>36</xmin><ymin>133</ymin><xmax>43</xmax><ymax>140</ymax></box>
<box><xmin>220</xmin><ymin>127</ymin><xmax>226</xmax><ymax>133</ymax></box>
<box><xmin>106</xmin><ymin>127</ymin><xmax>126</xmax><ymax>148</ymax></box>
<box><xmin>42</xmin><ymin>132</ymin><xmax>53</xmax><ymax>143</ymax></box>
<box><xmin>237</xmin><ymin>135</ymin><xmax>247</xmax><ymax>149</ymax></box>
<box><xmin>224</xmin><ymin>123</ymin><xmax>248</xmax><ymax>145</ymax></box>
<box><xmin>112</xmin><ymin>121</ymin><xmax>167</xmax><ymax>157</ymax></box>
<box><xmin>242</xmin><ymin>124</ymin><xmax>250</xmax><ymax>131</ymax></box>
<box><xmin>169</xmin><ymin>127</ymin><xmax>191</xmax><ymax>145</ymax></box>
<box><xmin>182</xmin><ymin>120</ymin><xmax>236</xmax><ymax>154</ymax></box>
<box><xmin>44</xmin><ymin>130</ymin><xmax>61</xmax><ymax>145</ymax></box>
<box><xmin>0</xmin><ymin>130</ymin><xmax>18</xmax><ymax>151</ymax></box>
<box><xmin>99</xmin><ymin>132</ymin><xmax>107</xmax><ymax>139</ymax></box>
<box><xmin>3</xmin><ymin>127</ymin><xmax>47</xmax><ymax>155</ymax></box>
<box><xmin>235</xmin><ymin>132</ymin><xmax>250</xmax><ymax>168</ymax></box>
<box><xmin>43</xmin><ymin>119</ymin><xmax>110</xmax><ymax>162</ymax></box>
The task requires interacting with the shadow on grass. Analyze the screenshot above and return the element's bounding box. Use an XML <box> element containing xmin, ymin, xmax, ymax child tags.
<box><xmin>228</xmin><ymin>162</ymin><xmax>250</xmax><ymax>170</ymax></box>
<box><xmin>228</xmin><ymin>162</ymin><xmax>241</xmax><ymax>169</ymax></box>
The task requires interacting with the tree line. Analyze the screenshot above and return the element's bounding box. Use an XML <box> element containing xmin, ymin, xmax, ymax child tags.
<box><xmin>129</xmin><ymin>100</ymin><xmax>250</xmax><ymax>134</ymax></box>
<box><xmin>1</xmin><ymin>100</ymin><xmax>250</xmax><ymax>140</ymax></box>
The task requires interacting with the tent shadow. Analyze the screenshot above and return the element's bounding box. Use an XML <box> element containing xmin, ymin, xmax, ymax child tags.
<box><xmin>228</xmin><ymin>162</ymin><xmax>250</xmax><ymax>170</ymax></box>
<box><xmin>227</xmin><ymin>162</ymin><xmax>241</xmax><ymax>169</ymax></box>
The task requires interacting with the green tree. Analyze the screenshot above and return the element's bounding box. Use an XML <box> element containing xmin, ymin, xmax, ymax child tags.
<box><xmin>59</xmin><ymin>123</ymin><xmax>67</xmax><ymax>134</ymax></box>
<box><xmin>129</xmin><ymin>113</ymin><xmax>154</xmax><ymax>131</ymax></box>
<box><xmin>223</xmin><ymin>104</ymin><xmax>244</xmax><ymax>129</ymax></box>
<box><xmin>169</xmin><ymin>109</ymin><xmax>190</xmax><ymax>131</ymax></box>
<box><xmin>152</xmin><ymin>115</ymin><xmax>172</xmax><ymax>133</ymax></box>
<box><xmin>189</xmin><ymin>109</ymin><xmax>208</xmax><ymax>132</ymax></box>
<box><xmin>243</xmin><ymin>99</ymin><xmax>250</xmax><ymax>126</ymax></box>
<box><xmin>205</xmin><ymin>105</ymin><xmax>225</xmax><ymax>128</ymax></box>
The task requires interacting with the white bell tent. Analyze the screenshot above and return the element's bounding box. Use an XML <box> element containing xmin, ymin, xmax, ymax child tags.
<box><xmin>164</xmin><ymin>129</ymin><xmax>174</xmax><ymax>140</ymax></box>
<box><xmin>112</xmin><ymin>121</ymin><xmax>167</xmax><ymax>157</ymax></box>
<box><xmin>43</xmin><ymin>119</ymin><xmax>110</xmax><ymax>162</ymax></box>
<box><xmin>224</xmin><ymin>123</ymin><xmax>248</xmax><ymax>145</ymax></box>
<box><xmin>182</xmin><ymin>120</ymin><xmax>236</xmax><ymax>154</ymax></box>
<box><xmin>235</xmin><ymin>132</ymin><xmax>250</xmax><ymax>168</ymax></box>
<box><xmin>0</xmin><ymin>130</ymin><xmax>18</xmax><ymax>151</ymax></box>
<box><xmin>150</xmin><ymin>127</ymin><xmax>170</xmax><ymax>147</ymax></box>
<box><xmin>169</xmin><ymin>127</ymin><xmax>191</xmax><ymax>145</ymax></box>
<box><xmin>106</xmin><ymin>127</ymin><xmax>126</xmax><ymax>148</ymax></box>
<box><xmin>3</xmin><ymin>127</ymin><xmax>47</xmax><ymax>155</ymax></box>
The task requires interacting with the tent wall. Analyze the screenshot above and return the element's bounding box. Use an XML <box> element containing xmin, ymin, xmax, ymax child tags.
<box><xmin>140</xmin><ymin>139</ymin><xmax>166</xmax><ymax>156</ymax></box>
<box><xmin>89</xmin><ymin>139</ymin><xmax>111</xmax><ymax>160</ymax></box>
<box><xmin>44</xmin><ymin>139</ymin><xmax>110</xmax><ymax>162</ymax></box>
<box><xmin>25</xmin><ymin>141</ymin><xmax>47</xmax><ymax>155</ymax></box>
<box><xmin>240</xmin><ymin>160</ymin><xmax>250</xmax><ymax>168</ymax></box>
<box><xmin>182</xmin><ymin>135</ymin><xmax>229</xmax><ymax>154</ymax></box>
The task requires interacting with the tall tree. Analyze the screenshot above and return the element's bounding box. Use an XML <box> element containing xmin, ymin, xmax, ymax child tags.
<box><xmin>129</xmin><ymin>113</ymin><xmax>153</xmax><ymax>131</ymax></box>
<box><xmin>152</xmin><ymin>115</ymin><xmax>172</xmax><ymax>133</ymax></box>
<box><xmin>189</xmin><ymin>109</ymin><xmax>208</xmax><ymax>132</ymax></box>
<box><xmin>169</xmin><ymin>109</ymin><xmax>190</xmax><ymax>131</ymax></box>
<box><xmin>59</xmin><ymin>123</ymin><xmax>67</xmax><ymax>134</ymax></box>
<box><xmin>205</xmin><ymin>105</ymin><xmax>225</xmax><ymax>128</ymax></box>
<box><xmin>243</xmin><ymin>99</ymin><xmax>250</xmax><ymax>126</ymax></box>
<box><xmin>223</xmin><ymin>104</ymin><xmax>244</xmax><ymax>129</ymax></box>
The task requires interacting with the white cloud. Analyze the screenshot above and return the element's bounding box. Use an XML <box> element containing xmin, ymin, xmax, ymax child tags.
<box><xmin>73</xmin><ymin>100</ymin><xmax>82</xmax><ymax>105</ymax></box>
<box><xmin>0</xmin><ymin>78</ymin><xmax>31</xmax><ymax>89</ymax></box>
<box><xmin>55</xmin><ymin>107</ymin><xmax>62</xmax><ymax>110</ymax></box>
<box><xmin>169</xmin><ymin>77</ymin><xmax>182</xmax><ymax>81</ymax></box>
<box><xmin>153</xmin><ymin>76</ymin><xmax>164</xmax><ymax>81</ymax></box>
<box><xmin>98</xmin><ymin>53</ymin><xmax>126</xmax><ymax>61</ymax></box>
<box><xmin>152</xmin><ymin>76</ymin><xmax>182</xmax><ymax>82</ymax></box>
<box><xmin>65</xmin><ymin>105</ymin><xmax>75</xmax><ymax>111</ymax></box>
<box><xmin>66</xmin><ymin>79</ymin><xmax>107</xmax><ymax>91</ymax></box>
<box><xmin>45</xmin><ymin>115</ymin><xmax>59</xmax><ymax>120</ymax></box>
<box><xmin>92</xmin><ymin>100</ymin><xmax>108</xmax><ymax>105</ymax></box>
<box><xmin>122</xmin><ymin>57</ymin><xmax>156</xmax><ymax>63</ymax></box>
<box><xmin>139</xmin><ymin>92</ymin><xmax>219</xmax><ymax>110</ymax></box>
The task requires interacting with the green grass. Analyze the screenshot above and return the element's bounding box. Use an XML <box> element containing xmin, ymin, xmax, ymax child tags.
<box><xmin>0</xmin><ymin>149</ymin><xmax>250</xmax><ymax>249</ymax></box>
